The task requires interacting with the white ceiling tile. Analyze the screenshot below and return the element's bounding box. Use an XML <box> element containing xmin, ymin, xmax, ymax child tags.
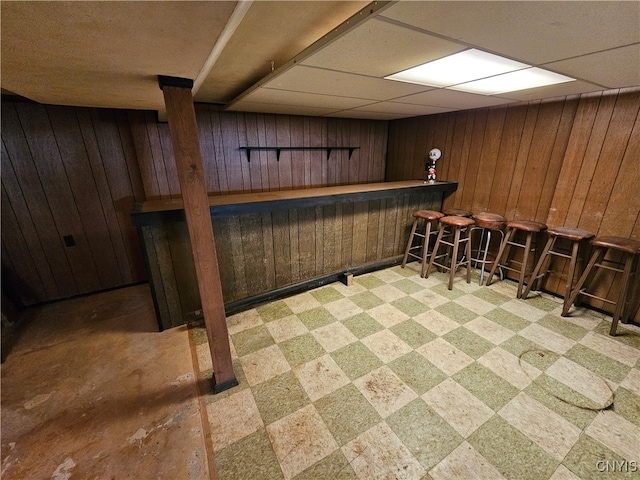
<box><xmin>324</xmin><ymin>110</ymin><xmax>403</xmax><ymax>120</ymax></box>
<box><xmin>393</xmin><ymin>89</ymin><xmax>517</xmax><ymax>110</ymax></box>
<box><xmin>381</xmin><ymin>1</ymin><xmax>640</xmax><ymax>65</ymax></box>
<box><xmin>301</xmin><ymin>17</ymin><xmax>466</xmax><ymax>77</ymax></box>
<box><xmin>227</xmin><ymin>101</ymin><xmax>339</xmax><ymax>117</ymax></box>
<box><xmin>264</xmin><ymin>65</ymin><xmax>431</xmax><ymax>100</ymax></box>
<box><xmin>4</xmin><ymin>0</ymin><xmax>638</xmax><ymax>119</ymax></box>
<box><xmin>236</xmin><ymin>88</ymin><xmax>376</xmax><ymax>110</ymax></box>
<box><xmin>353</xmin><ymin>101</ymin><xmax>454</xmax><ymax>116</ymax></box>
<box><xmin>543</xmin><ymin>45</ymin><xmax>640</xmax><ymax>89</ymax></box>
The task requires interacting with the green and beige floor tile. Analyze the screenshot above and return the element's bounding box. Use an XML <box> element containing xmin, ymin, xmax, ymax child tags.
<box><xmin>190</xmin><ymin>263</ymin><xmax>640</xmax><ymax>479</ymax></box>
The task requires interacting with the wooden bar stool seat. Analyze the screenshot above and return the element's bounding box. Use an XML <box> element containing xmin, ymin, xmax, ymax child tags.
<box><xmin>521</xmin><ymin>227</ymin><xmax>595</xmax><ymax>312</ymax></box>
<box><xmin>563</xmin><ymin>236</ymin><xmax>640</xmax><ymax>335</ymax></box>
<box><xmin>401</xmin><ymin>210</ymin><xmax>445</xmax><ymax>277</ymax></box>
<box><xmin>425</xmin><ymin>215</ymin><xmax>475</xmax><ymax>290</ymax></box>
<box><xmin>486</xmin><ymin>219</ymin><xmax>548</xmax><ymax>298</ymax></box>
<box><xmin>442</xmin><ymin>208</ymin><xmax>473</xmax><ymax>218</ymax></box>
<box><xmin>470</xmin><ymin>212</ymin><xmax>507</xmax><ymax>285</ymax></box>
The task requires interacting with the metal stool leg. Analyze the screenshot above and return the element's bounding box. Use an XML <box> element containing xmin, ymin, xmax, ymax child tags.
<box><xmin>449</xmin><ymin>227</ymin><xmax>461</xmax><ymax>290</ymax></box>
<box><xmin>486</xmin><ymin>228</ymin><xmax>516</xmax><ymax>286</ymax></box>
<box><xmin>464</xmin><ymin>226</ymin><xmax>472</xmax><ymax>284</ymax></box>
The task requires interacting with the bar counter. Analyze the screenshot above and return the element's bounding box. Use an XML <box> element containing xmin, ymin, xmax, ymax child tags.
<box><xmin>132</xmin><ymin>180</ymin><xmax>457</xmax><ymax>329</ymax></box>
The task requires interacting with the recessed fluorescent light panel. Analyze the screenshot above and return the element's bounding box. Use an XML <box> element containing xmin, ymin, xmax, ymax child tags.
<box><xmin>450</xmin><ymin>67</ymin><xmax>575</xmax><ymax>95</ymax></box>
<box><xmin>385</xmin><ymin>48</ymin><xmax>575</xmax><ymax>94</ymax></box>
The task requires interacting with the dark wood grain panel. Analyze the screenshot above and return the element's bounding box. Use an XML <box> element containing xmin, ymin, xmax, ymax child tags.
<box><xmin>76</xmin><ymin>109</ymin><xmax>136</xmax><ymax>286</ymax></box>
<box><xmin>340</xmin><ymin>203</ymin><xmax>354</xmax><ymax>269</ymax></box>
<box><xmin>290</xmin><ymin>116</ymin><xmax>306</xmax><ymax>188</ymax></box>
<box><xmin>137</xmin><ymin>184</ymin><xmax>449</xmax><ymax>327</ymax></box>
<box><xmin>578</xmin><ymin>91</ymin><xmax>640</xmax><ymax>234</ymax></box>
<box><xmin>275</xmin><ymin>115</ymin><xmax>293</xmax><ymax>190</ymax></box>
<box><xmin>309</xmin><ymin>117</ymin><xmax>325</xmax><ymax>187</ymax></box>
<box><xmin>460</xmin><ymin>109</ymin><xmax>487</xmax><ymax>210</ymax></box>
<box><xmin>564</xmin><ymin>93</ymin><xmax>617</xmax><ymax>227</ymax></box>
<box><xmin>546</xmin><ymin>93</ymin><xmax>603</xmax><ymax>228</ymax></box>
<box><xmin>196</xmin><ymin>105</ymin><xmax>222</xmax><ymax>194</ymax></box>
<box><xmin>382</xmin><ymin>196</ymin><xmax>399</xmax><ymax>258</ymax></box>
<box><xmin>272</xmin><ymin>209</ymin><xmax>292</xmax><ymax>287</ymax></box>
<box><xmin>504</xmin><ymin>101</ymin><xmax>540</xmax><ymax>221</ymax></box>
<box><xmin>213</xmin><ymin>216</ymin><xmax>236</xmax><ymax>300</ymax></box>
<box><xmin>236</xmin><ymin>112</ymin><xmax>252</xmax><ymax>193</ymax></box>
<box><xmin>352</xmin><ymin>200</ymin><xmax>369</xmax><ymax>266</ymax></box>
<box><xmin>298</xmin><ymin>207</ymin><xmax>317</xmax><ymax>281</ymax></box>
<box><xmin>140</xmin><ymin>227</ymin><xmax>172</xmax><ymax>329</ymax></box>
<box><xmin>128</xmin><ymin>110</ymin><xmax>162</xmax><ymax>199</ymax></box>
<box><xmin>242</xmin><ymin>113</ymin><xmax>263</xmax><ymax>192</ymax></box>
<box><xmin>220</xmin><ymin>111</ymin><xmax>244</xmax><ymax>193</ymax></box>
<box><xmin>535</xmin><ymin>96</ymin><xmax>580</xmax><ymax>222</ymax></box>
<box><xmin>149</xmin><ymin>225</ymin><xmax>183</xmax><ymax>327</ymax></box>
<box><xmin>487</xmin><ymin>104</ymin><xmax>528</xmax><ymax>215</ymax></box>
<box><xmin>288</xmin><ymin>208</ymin><xmax>301</xmax><ymax>284</ymax></box>
<box><xmin>210</xmin><ymin>107</ymin><xmax>230</xmax><ymax>194</ymax></box>
<box><xmin>322</xmin><ymin>204</ymin><xmax>338</xmax><ymax>273</ymax></box>
<box><xmin>517</xmin><ymin>100</ymin><xmax>565</xmax><ymax>222</ymax></box>
<box><xmin>47</xmin><ymin>106</ymin><xmax>123</xmax><ymax>289</ymax></box>
<box><xmin>314</xmin><ymin>206</ymin><xmax>325</xmax><ymax>276</ymax></box>
<box><xmin>261</xmin><ymin>212</ymin><xmax>277</xmax><ymax>292</ymax></box>
<box><xmin>1</xmin><ymin>140</ymin><xmax>59</xmax><ymax>301</ymax></box>
<box><xmin>145</xmin><ymin>110</ymin><xmax>172</xmax><ymax>198</ymax></box>
<box><xmin>2</xmin><ymin>98</ymin><xmax>386</xmax><ymax>308</ymax></box>
<box><xmin>92</xmin><ymin>109</ymin><xmax>146</xmax><ymax>284</ymax></box>
<box><xmin>471</xmin><ymin>107</ymin><xmax>506</xmax><ymax>213</ymax></box>
<box><xmin>1</xmin><ymin>185</ymin><xmax>48</xmax><ymax>304</ymax></box>
<box><xmin>228</xmin><ymin>215</ymin><xmax>248</xmax><ymax>299</ymax></box>
<box><xmin>15</xmin><ymin>103</ymin><xmax>99</xmax><ymax>294</ymax></box>
<box><xmin>157</xmin><ymin>120</ymin><xmax>180</xmax><ymax>198</ymax></box>
<box><xmin>241</xmin><ymin>213</ymin><xmax>269</xmax><ymax>295</ymax></box>
<box><xmin>2</xmin><ymin>100</ymin><xmax>147</xmax><ymax>306</ymax></box>
<box><xmin>166</xmin><ymin>221</ymin><xmax>200</xmax><ymax>315</ymax></box>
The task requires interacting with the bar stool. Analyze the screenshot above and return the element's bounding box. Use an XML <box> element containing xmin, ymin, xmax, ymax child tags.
<box><xmin>521</xmin><ymin>227</ymin><xmax>595</xmax><ymax>312</ymax></box>
<box><xmin>442</xmin><ymin>208</ymin><xmax>472</xmax><ymax>218</ymax></box>
<box><xmin>425</xmin><ymin>215</ymin><xmax>475</xmax><ymax>290</ymax></box>
<box><xmin>485</xmin><ymin>220</ymin><xmax>548</xmax><ymax>298</ymax></box>
<box><xmin>470</xmin><ymin>212</ymin><xmax>507</xmax><ymax>285</ymax></box>
<box><xmin>401</xmin><ymin>210</ymin><xmax>444</xmax><ymax>277</ymax></box>
<box><xmin>562</xmin><ymin>236</ymin><xmax>640</xmax><ymax>336</ymax></box>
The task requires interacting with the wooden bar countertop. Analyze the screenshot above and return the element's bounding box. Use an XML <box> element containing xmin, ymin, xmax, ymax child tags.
<box><xmin>132</xmin><ymin>180</ymin><xmax>458</xmax><ymax>225</ymax></box>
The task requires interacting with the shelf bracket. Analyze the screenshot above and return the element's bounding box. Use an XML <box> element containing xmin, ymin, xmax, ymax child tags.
<box><xmin>240</xmin><ymin>146</ymin><xmax>359</xmax><ymax>162</ymax></box>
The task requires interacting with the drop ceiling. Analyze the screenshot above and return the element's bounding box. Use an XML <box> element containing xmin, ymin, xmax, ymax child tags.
<box><xmin>2</xmin><ymin>1</ymin><xmax>639</xmax><ymax>120</ymax></box>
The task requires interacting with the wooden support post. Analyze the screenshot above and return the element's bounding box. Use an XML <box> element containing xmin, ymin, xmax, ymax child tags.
<box><xmin>158</xmin><ymin>75</ymin><xmax>237</xmax><ymax>393</ymax></box>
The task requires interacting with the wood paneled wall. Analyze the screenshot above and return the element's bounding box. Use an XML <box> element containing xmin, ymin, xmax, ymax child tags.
<box><xmin>1</xmin><ymin>101</ymin><xmax>147</xmax><ymax>306</ymax></box>
<box><xmin>386</xmin><ymin>87</ymin><xmax>640</xmax><ymax>321</ymax></box>
<box><xmin>1</xmin><ymin>100</ymin><xmax>388</xmax><ymax>306</ymax></box>
<box><xmin>130</xmin><ymin>104</ymin><xmax>388</xmax><ymax>199</ymax></box>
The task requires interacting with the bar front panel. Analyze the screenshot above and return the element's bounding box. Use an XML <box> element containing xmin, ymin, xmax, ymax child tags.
<box><xmin>136</xmin><ymin>182</ymin><xmax>455</xmax><ymax>329</ymax></box>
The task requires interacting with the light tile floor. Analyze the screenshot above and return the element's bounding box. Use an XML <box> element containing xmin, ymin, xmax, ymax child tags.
<box><xmin>191</xmin><ymin>263</ymin><xmax>640</xmax><ymax>480</ymax></box>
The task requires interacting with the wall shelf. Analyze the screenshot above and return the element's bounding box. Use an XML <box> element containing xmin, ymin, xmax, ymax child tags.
<box><xmin>240</xmin><ymin>146</ymin><xmax>359</xmax><ymax>162</ymax></box>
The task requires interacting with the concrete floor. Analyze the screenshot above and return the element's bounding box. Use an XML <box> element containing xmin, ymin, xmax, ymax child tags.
<box><xmin>1</xmin><ymin>284</ymin><xmax>214</xmax><ymax>479</ymax></box>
